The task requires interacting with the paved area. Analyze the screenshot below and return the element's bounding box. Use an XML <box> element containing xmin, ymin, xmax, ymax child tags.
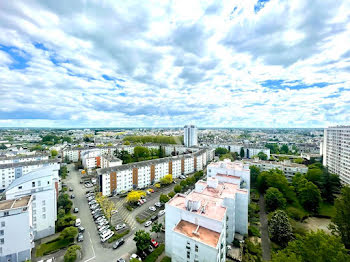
<box><xmin>259</xmin><ymin>194</ymin><xmax>271</xmax><ymax>261</ymax></box>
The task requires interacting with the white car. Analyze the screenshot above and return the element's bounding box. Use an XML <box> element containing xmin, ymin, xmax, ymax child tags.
<box><xmin>111</xmin><ymin>210</ymin><xmax>118</xmax><ymax>214</ymax></box>
<box><xmin>149</xmin><ymin>206</ymin><xmax>156</xmax><ymax>212</ymax></box>
<box><xmin>158</xmin><ymin>210</ymin><xmax>165</xmax><ymax>217</ymax></box>
<box><xmin>115</xmin><ymin>223</ymin><xmax>126</xmax><ymax>231</ymax></box>
<box><xmin>144</xmin><ymin>221</ymin><xmax>152</xmax><ymax>227</ymax></box>
<box><xmin>155</xmin><ymin>202</ymin><xmax>162</xmax><ymax>208</ymax></box>
<box><xmin>130</xmin><ymin>254</ymin><xmax>141</xmax><ymax>261</ymax></box>
<box><xmin>98</xmin><ymin>225</ymin><xmax>109</xmax><ymax>233</ymax></box>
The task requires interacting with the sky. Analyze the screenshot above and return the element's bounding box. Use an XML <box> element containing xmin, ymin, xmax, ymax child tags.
<box><xmin>0</xmin><ymin>0</ymin><xmax>349</xmax><ymax>128</ymax></box>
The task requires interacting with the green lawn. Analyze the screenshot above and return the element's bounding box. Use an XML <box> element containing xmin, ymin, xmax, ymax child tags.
<box><xmin>36</xmin><ymin>238</ymin><xmax>73</xmax><ymax>257</ymax></box>
<box><xmin>319</xmin><ymin>202</ymin><xmax>336</xmax><ymax>218</ymax></box>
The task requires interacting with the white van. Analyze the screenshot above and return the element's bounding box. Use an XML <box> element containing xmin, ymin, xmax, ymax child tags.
<box><xmin>101</xmin><ymin>231</ymin><xmax>114</xmax><ymax>243</ymax></box>
<box><xmin>100</xmin><ymin>229</ymin><xmax>112</xmax><ymax>238</ymax></box>
<box><xmin>75</xmin><ymin>218</ymin><xmax>81</xmax><ymax>227</ymax></box>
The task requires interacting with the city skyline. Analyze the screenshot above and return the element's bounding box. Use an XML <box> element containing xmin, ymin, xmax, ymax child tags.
<box><xmin>0</xmin><ymin>0</ymin><xmax>349</xmax><ymax>128</ymax></box>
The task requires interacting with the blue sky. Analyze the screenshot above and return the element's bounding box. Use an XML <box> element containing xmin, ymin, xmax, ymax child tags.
<box><xmin>0</xmin><ymin>0</ymin><xmax>349</xmax><ymax>128</ymax></box>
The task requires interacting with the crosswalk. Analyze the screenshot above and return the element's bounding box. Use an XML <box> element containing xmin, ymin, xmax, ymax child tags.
<box><xmin>111</xmin><ymin>197</ymin><xmax>137</xmax><ymax>230</ymax></box>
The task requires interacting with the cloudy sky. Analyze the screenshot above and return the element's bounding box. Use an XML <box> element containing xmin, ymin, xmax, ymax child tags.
<box><xmin>0</xmin><ymin>0</ymin><xmax>349</xmax><ymax>128</ymax></box>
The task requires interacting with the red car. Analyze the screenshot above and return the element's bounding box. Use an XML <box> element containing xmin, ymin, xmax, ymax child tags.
<box><xmin>150</xmin><ymin>239</ymin><xmax>159</xmax><ymax>248</ymax></box>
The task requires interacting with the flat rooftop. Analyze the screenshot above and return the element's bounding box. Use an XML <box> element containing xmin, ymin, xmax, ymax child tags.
<box><xmin>0</xmin><ymin>195</ymin><xmax>31</xmax><ymax>211</ymax></box>
<box><xmin>208</xmin><ymin>160</ymin><xmax>249</xmax><ymax>172</ymax></box>
<box><xmin>174</xmin><ymin>220</ymin><xmax>221</xmax><ymax>248</ymax></box>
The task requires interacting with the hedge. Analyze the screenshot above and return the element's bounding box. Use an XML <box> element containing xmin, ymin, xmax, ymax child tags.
<box><xmin>144</xmin><ymin>243</ymin><xmax>165</xmax><ymax>262</ymax></box>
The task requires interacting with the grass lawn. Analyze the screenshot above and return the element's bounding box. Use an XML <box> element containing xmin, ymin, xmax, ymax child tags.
<box><xmin>318</xmin><ymin>202</ymin><xmax>336</xmax><ymax>218</ymax></box>
<box><xmin>36</xmin><ymin>238</ymin><xmax>73</xmax><ymax>257</ymax></box>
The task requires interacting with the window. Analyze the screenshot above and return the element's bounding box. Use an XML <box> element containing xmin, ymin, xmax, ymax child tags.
<box><xmin>42</xmin><ymin>214</ymin><xmax>46</xmax><ymax>219</ymax></box>
<box><xmin>18</xmin><ymin>186</ymin><xmax>22</xmax><ymax>190</ymax></box>
<box><xmin>3</xmin><ymin>212</ymin><xmax>9</xmax><ymax>216</ymax></box>
<box><xmin>195</xmin><ymin>245</ymin><xmax>198</xmax><ymax>252</ymax></box>
<box><xmin>187</xmin><ymin>251</ymin><xmax>190</xmax><ymax>259</ymax></box>
<box><xmin>0</xmin><ymin>230</ymin><xmax>3</xmax><ymax>236</ymax></box>
<box><xmin>42</xmin><ymin>207</ymin><xmax>46</xmax><ymax>212</ymax></box>
<box><xmin>0</xmin><ymin>239</ymin><xmax>4</xmax><ymax>244</ymax></box>
<box><xmin>1</xmin><ymin>222</ymin><xmax>4</xmax><ymax>227</ymax></box>
<box><xmin>42</xmin><ymin>200</ymin><xmax>46</xmax><ymax>206</ymax></box>
<box><xmin>32</xmin><ymin>182</ymin><xmax>35</xmax><ymax>187</ymax></box>
<box><xmin>38</xmin><ymin>180</ymin><xmax>41</xmax><ymax>187</ymax></box>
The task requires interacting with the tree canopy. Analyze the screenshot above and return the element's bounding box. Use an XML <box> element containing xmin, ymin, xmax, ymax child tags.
<box><xmin>127</xmin><ymin>191</ymin><xmax>146</xmax><ymax>203</ymax></box>
<box><xmin>265</xmin><ymin>187</ymin><xmax>286</xmax><ymax>212</ymax></box>
<box><xmin>124</xmin><ymin>135</ymin><xmax>183</xmax><ymax>144</ymax></box>
<box><xmin>133</xmin><ymin>230</ymin><xmax>151</xmax><ymax>252</ymax></box>
<box><xmin>268</xmin><ymin>210</ymin><xmax>293</xmax><ymax>247</ymax></box>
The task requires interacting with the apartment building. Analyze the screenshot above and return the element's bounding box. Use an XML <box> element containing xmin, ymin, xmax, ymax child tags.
<box><xmin>184</xmin><ymin>125</ymin><xmax>198</xmax><ymax>147</ymax></box>
<box><xmin>323</xmin><ymin>125</ymin><xmax>350</xmax><ymax>185</ymax></box>
<box><xmin>98</xmin><ymin>148</ymin><xmax>214</xmax><ymax>196</ymax></box>
<box><xmin>5</xmin><ymin>166</ymin><xmax>59</xmax><ymax>240</ymax></box>
<box><xmin>165</xmin><ymin>176</ymin><xmax>249</xmax><ymax>261</ymax></box>
<box><xmin>0</xmin><ymin>195</ymin><xmax>34</xmax><ymax>262</ymax></box>
<box><xmin>229</xmin><ymin>145</ymin><xmax>270</xmax><ymax>159</ymax></box>
<box><xmin>244</xmin><ymin>159</ymin><xmax>308</xmax><ymax>181</ymax></box>
<box><xmin>0</xmin><ymin>154</ymin><xmax>49</xmax><ymax>165</ymax></box>
<box><xmin>0</xmin><ymin>160</ymin><xmax>60</xmax><ymax>191</ymax></box>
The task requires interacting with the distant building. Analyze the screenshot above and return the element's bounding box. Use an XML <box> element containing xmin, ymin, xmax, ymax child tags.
<box><xmin>5</xmin><ymin>166</ymin><xmax>59</xmax><ymax>240</ymax></box>
<box><xmin>165</xmin><ymin>160</ymin><xmax>249</xmax><ymax>262</ymax></box>
<box><xmin>184</xmin><ymin>125</ymin><xmax>198</xmax><ymax>147</ymax></box>
<box><xmin>0</xmin><ymin>195</ymin><xmax>34</xmax><ymax>262</ymax></box>
<box><xmin>229</xmin><ymin>145</ymin><xmax>270</xmax><ymax>159</ymax></box>
<box><xmin>323</xmin><ymin>126</ymin><xmax>350</xmax><ymax>185</ymax></box>
<box><xmin>244</xmin><ymin>159</ymin><xmax>308</xmax><ymax>181</ymax></box>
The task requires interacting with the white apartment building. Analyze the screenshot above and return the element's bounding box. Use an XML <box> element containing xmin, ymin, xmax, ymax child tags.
<box><xmin>0</xmin><ymin>154</ymin><xmax>49</xmax><ymax>165</ymax></box>
<box><xmin>184</xmin><ymin>125</ymin><xmax>198</xmax><ymax>147</ymax></box>
<box><xmin>0</xmin><ymin>195</ymin><xmax>34</xmax><ymax>262</ymax></box>
<box><xmin>165</xmin><ymin>176</ymin><xmax>249</xmax><ymax>262</ymax></box>
<box><xmin>98</xmin><ymin>148</ymin><xmax>214</xmax><ymax>196</ymax></box>
<box><xmin>323</xmin><ymin>126</ymin><xmax>350</xmax><ymax>185</ymax></box>
<box><xmin>229</xmin><ymin>145</ymin><xmax>270</xmax><ymax>159</ymax></box>
<box><xmin>101</xmin><ymin>155</ymin><xmax>122</xmax><ymax>169</ymax></box>
<box><xmin>5</xmin><ymin>166</ymin><xmax>59</xmax><ymax>240</ymax></box>
<box><xmin>0</xmin><ymin>160</ymin><xmax>60</xmax><ymax>191</ymax></box>
<box><xmin>244</xmin><ymin>159</ymin><xmax>308</xmax><ymax>181</ymax></box>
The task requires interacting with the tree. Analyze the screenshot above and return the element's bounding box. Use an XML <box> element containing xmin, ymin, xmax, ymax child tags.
<box><xmin>257</xmin><ymin>152</ymin><xmax>268</xmax><ymax>160</ymax></box>
<box><xmin>280</xmin><ymin>144</ymin><xmax>289</xmax><ymax>154</ymax></box>
<box><xmin>272</xmin><ymin>231</ymin><xmax>349</xmax><ymax>262</ymax></box>
<box><xmin>151</xmin><ymin>222</ymin><xmax>163</xmax><ymax>238</ymax></box>
<box><xmin>124</xmin><ymin>140</ymin><xmax>131</xmax><ymax>145</ymax></box>
<box><xmin>127</xmin><ymin>191</ymin><xmax>146</xmax><ymax>203</ymax></box>
<box><xmin>160</xmin><ymin>194</ymin><xmax>170</xmax><ymax>203</ymax></box>
<box><xmin>194</xmin><ymin>171</ymin><xmax>203</xmax><ymax>181</ymax></box>
<box><xmin>305</xmin><ymin>168</ymin><xmax>323</xmax><ymax>187</ymax></box>
<box><xmin>160</xmin><ymin>174</ymin><xmax>173</xmax><ymax>185</ymax></box>
<box><xmin>96</xmin><ymin>194</ymin><xmax>117</xmax><ymax>221</ymax></box>
<box><xmin>265</xmin><ymin>143</ymin><xmax>279</xmax><ymax>154</ymax></box>
<box><xmin>58</xmin><ymin>194</ymin><xmax>72</xmax><ymax>213</ymax></box>
<box><xmin>0</xmin><ymin>144</ymin><xmax>7</xmax><ymax>150</ymax></box>
<box><xmin>293</xmin><ymin>158</ymin><xmax>304</xmax><ymax>164</ymax></box>
<box><xmin>174</xmin><ymin>184</ymin><xmax>182</xmax><ymax>193</ymax></box>
<box><xmin>298</xmin><ymin>181</ymin><xmax>321</xmax><ymax>213</ymax></box>
<box><xmin>115</xmin><ymin>150</ymin><xmax>132</xmax><ymax>164</ymax></box>
<box><xmin>240</xmin><ymin>147</ymin><xmax>245</xmax><ymax>158</ymax></box>
<box><xmin>158</xmin><ymin>145</ymin><xmax>165</xmax><ymax>158</ymax></box>
<box><xmin>268</xmin><ymin>210</ymin><xmax>293</xmax><ymax>247</ymax></box>
<box><xmin>133</xmin><ymin>230</ymin><xmax>151</xmax><ymax>252</ymax></box>
<box><xmin>62</xmin><ymin>136</ymin><xmax>72</xmax><ymax>143</ymax></box>
<box><xmin>64</xmin><ymin>245</ymin><xmax>81</xmax><ymax>262</ymax></box>
<box><xmin>219</xmin><ymin>153</ymin><xmax>235</xmax><ymax>161</ymax></box>
<box><xmin>180</xmin><ymin>180</ymin><xmax>187</xmax><ymax>188</ymax></box>
<box><xmin>265</xmin><ymin>187</ymin><xmax>286</xmax><ymax>212</ymax></box>
<box><xmin>168</xmin><ymin>191</ymin><xmax>175</xmax><ymax>198</ymax></box>
<box><xmin>51</xmin><ymin>149</ymin><xmax>58</xmax><ymax>157</ymax></box>
<box><xmin>60</xmin><ymin>226</ymin><xmax>78</xmax><ymax>241</ymax></box>
<box><xmin>134</xmin><ymin>146</ymin><xmax>150</xmax><ymax>160</ymax></box>
<box><xmin>320</xmin><ymin>169</ymin><xmax>340</xmax><ymax>203</ymax></box>
<box><xmin>215</xmin><ymin>147</ymin><xmax>228</xmax><ymax>156</ymax></box>
<box><xmin>83</xmin><ymin>136</ymin><xmax>91</xmax><ymax>142</ymax></box>
<box><xmin>250</xmin><ymin>165</ymin><xmax>260</xmax><ymax>187</ymax></box>
<box><xmin>330</xmin><ymin>186</ymin><xmax>350</xmax><ymax>249</ymax></box>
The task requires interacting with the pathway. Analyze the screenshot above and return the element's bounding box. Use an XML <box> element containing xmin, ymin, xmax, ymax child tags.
<box><xmin>259</xmin><ymin>194</ymin><xmax>271</xmax><ymax>261</ymax></box>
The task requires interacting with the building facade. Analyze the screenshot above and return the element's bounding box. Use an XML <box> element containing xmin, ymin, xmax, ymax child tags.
<box><xmin>98</xmin><ymin>148</ymin><xmax>214</xmax><ymax>196</ymax></box>
<box><xmin>323</xmin><ymin>126</ymin><xmax>350</xmax><ymax>185</ymax></box>
<box><xmin>0</xmin><ymin>195</ymin><xmax>33</xmax><ymax>262</ymax></box>
<box><xmin>165</xmin><ymin>163</ymin><xmax>249</xmax><ymax>262</ymax></box>
<box><xmin>5</xmin><ymin>166</ymin><xmax>59</xmax><ymax>240</ymax></box>
<box><xmin>184</xmin><ymin>125</ymin><xmax>198</xmax><ymax>147</ymax></box>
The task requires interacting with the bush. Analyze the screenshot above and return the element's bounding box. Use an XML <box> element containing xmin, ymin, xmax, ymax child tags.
<box><xmin>248</xmin><ymin>225</ymin><xmax>261</xmax><ymax>237</ymax></box>
<box><xmin>265</xmin><ymin>187</ymin><xmax>287</xmax><ymax>212</ymax></box>
<box><xmin>144</xmin><ymin>243</ymin><xmax>165</xmax><ymax>262</ymax></box>
<box><xmin>107</xmin><ymin>229</ymin><xmax>130</xmax><ymax>243</ymax></box>
<box><xmin>36</xmin><ymin>238</ymin><xmax>73</xmax><ymax>257</ymax></box>
<box><xmin>160</xmin><ymin>257</ymin><xmax>171</xmax><ymax>262</ymax></box>
<box><xmin>232</xmin><ymin>239</ymin><xmax>241</xmax><ymax>247</ymax></box>
<box><xmin>168</xmin><ymin>191</ymin><xmax>175</xmax><ymax>198</ymax></box>
<box><xmin>64</xmin><ymin>245</ymin><xmax>81</xmax><ymax>262</ymax></box>
<box><xmin>286</xmin><ymin>206</ymin><xmax>306</xmax><ymax>221</ymax></box>
<box><xmin>174</xmin><ymin>184</ymin><xmax>182</xmax><ymax>193</ymax></box>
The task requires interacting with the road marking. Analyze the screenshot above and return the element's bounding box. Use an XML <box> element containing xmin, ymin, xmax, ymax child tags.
<box><xmin>84</xmin><ymin>231</ymin><xmax>96</xmax><ymax>262</ymax></box>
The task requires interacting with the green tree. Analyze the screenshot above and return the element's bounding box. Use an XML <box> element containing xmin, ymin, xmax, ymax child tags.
<box><xmin>320</xmin><ymin>169</ymin><xmax>340</xmax><ymax>203</ymax></box>
<box><xmin>58</xmin><ymin>194</ymin><xmax>73</xmax><ymax>213</ymax></box>
<box><xmin>124</xmin><ymin>140</ymin><xmax>130</xmax><ymax>145</ymax></box>
<box><xmin>330</xmin><ymin>186</ymin><xmax>350</xmax><ymax>249</ymax></box>
<box><xmin>83</xmin><ymin>136</ymin><xmax>91</xmax><ymax>142</ymax></box>
<box><xmin>51</xmin><ymin>149</ymin><xmax>58</xmax><ymax>157</ymax></box>
<box><xmin>180</xmin><ymin>180</ymin><xmax>187</xmax><ymax>188</ymax></box>
<box><xmin>62</xmin><ymin>136</ymin><xmax>72</xmax><ymax>143</ymax></box>
<box><xmin>158</xmin><ymin>145</ymin><xmax>165</xmax><ymax>158</ymax></box>
<box><xmin>168</xmin><ymin>191</ymin><xmax>175</xmax><ymax>198</ymax></box>
<box><xmin>160</xmin><ymin>194</ymin><xmax>170</xmax><ymax>203</ymax></box>
<box><xmin>160</xmin><ymin>174</ymin><xmax>173</xmax><ymax>185</ymax></box>
<box><xmin>215</xmin><ymin>147</ymin><xmax>228</xmax><ymax>156</ymax></box>
<box><xmin>298</xmin><ymin>181</ymin><xmax>321</xmax><ymax>213</ymax></box>
<box><xmin>280</xmin><ymin>144</ymin><xmax>289</xmax><ymax>154</ymax></box>
<box><xmin>60</xmin><ymin>226</ymin><xmax>78</xmax><ymax>241</ymax></box>
<box><xmin>134</xmin><ymin>146</ymin><xmax>150</xmax><ymax>160</ymax></box>
<box><xmin>174</xmin><ymin>184</ymin><xmax>182</xmax><ymax>193</ymax></box>
<box><xmin>268</xmin><ymin>210</ymin><xmax>293</xmax><ymax>247</ymax></box>
<box><xmin>250</xmin><ymin>165</ymin><xmax>260</xmax><ymax>187</ymax></box>
<box><xmin>265</xmin><ymin>187</ymin><xmax>286</xmax><ymax>212</ymax></box>
<box><xmin>151</xmin><ymin>222</ymin><xmax>163</xmax><ymax>238</ymax></box>
<box><xmin>64</xmin><ymin>245</ymin><xmax>81</xmax><ymax>262</ymax></box>
<box><xmin>257</xmin><ymin>151</ymin><xmax>268</xmax><ymax>160</ymax></box>
<box><xmin>293</xmin><ymin>158</ymin><xmax>304</xmax><ymax>164</ymax></box>
<box><xmin>272</xmin><ymin>231</ymin><xmax>350</xmax><ymax>262</ymax></box>
<box><xmin>133</xmin><ymin>230</ymin><xmax>151</xmax><ymax>252</ymax></box>
<box><xmin>305</xmin><ymin>168</ymin><xmax>323</xmax><ymax>188</ymax></box>
<box><xmin>240</xmin><ymin>147</ymin><xmax>245</xmax><ymax>158</ymax></box>
<box><xmin>265</xmin><ymin>143</ymin><xmax>279</xmax><ymax>154</ymax></box>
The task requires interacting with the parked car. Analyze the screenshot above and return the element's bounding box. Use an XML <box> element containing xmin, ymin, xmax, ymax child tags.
<box><xmin>90</xmin><ymin>204</ymin><xmax>99</xmax><ymax>210</ymax></box>
<box><xmin>154</xmin><ymin>202</ymin><xmax>162</xmax><ymax>208</ymax></box>
<box><xmin>179</xmin><ymin>175</ymin><xmax>186</xmax><ymax>179</ymax></box>
<box><xmin>98</xmin><ymin>225</ymin><xmax>109</xmax><ymax>233</ymax></box>
<box><xmin>78</xmin><ymin>226</ymin><xmax>85</xmax><ymax>233</ymax></box>
<box><xmin>73</xmin><ymin>208</ymin><xmax>79</xmax><ymax>213</ymax></box>
<box><xmin>148</xmin><ymin>245</ymin><xmax>154</xmax><ymax>253</ymax></box>
<box><xmin>75</xmin><ymin>218</ymin><xmax>81</xmax><ymax>227</ymax></box>
<box><xmin>77</xmin><ymin>233</ymin><xmax>84</xmax><ymax>242</ymax></box>
<box><xmin>144</xmin><ymin>221</ymin><xmax>152</xmax><ymax>227</ymax></box>
<box><xmin>91</xmin><ymin>209</ymin><xmax>101</xmax><ymax>215</ymax></box>
<box><xmin>129</xmin><ymin>254</ymin><xmax>141</xmax><ymax>261</ymax></box>
<box><xmin>111</xmin><ymin>209</ymin><xmax>118</xmax><ymax>214</ymax></box>
<box><xmin>158</xmin><ymin>210</ymin><xmax>165</xmax><ymax>217</ymax></box>
<box><xmin>95</xmin><ymin>216</ymin><xmax>105</xmax><ymax>223</ymax></box>
<box><xmin>93</xmin><ymin>213</ymin><xmax>103</xmax><ymax>220</ymax></box>
<box><xmin>69</xmin><ymin>187</ymin><xmax>73</xmax><ymax>192</ymax></box>
<box><xmin>150</xmin><ymin>239</ymin><xmax>159</xmax><ymax>248</ymax></box>
<box><xmin>151</xmin><ymin>215</ymin><xmax>158</xmax><ymax>222</ymax></box>
<box><xmin>70</xmin><ymin>194</ymin><xmax>75</xmax><ymax>199</ymax></box>
<box><xmin>113</xmin><ymin>238</ymin><xmax>125</xmax><ymax>249</ymax></box>
<box><xmin>116</xmin><ymin>259</ymin><xmax>125</xmax><ymax>262</ymax></box>
<box><xmin>149</xmin><ymin>206</ymin><xmax>156</xmax><ymax>212</ymax></box>
<box><xmin>115</xmin><ymin>223</ymin><xmax>126</xmax><ymax>231</ymax></box>
<box><xmin>98</xmin><ymin>220</ymin><xmax>109</xmax><ymax>228</ymax></box>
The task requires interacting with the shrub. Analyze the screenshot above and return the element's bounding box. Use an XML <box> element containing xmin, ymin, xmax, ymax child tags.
<box><xmin>160</xmin><ymin>257</ymin><xmax>171</xmax><ymax>262</ymax></box>
<box><xmin>168</xmin><ymin>191</ymin><xmax>175</xmax><ymax>198</ymax></box>
<box><xmin>144</xmin><ymin>243</ymin><xmax>165</xmax><ymax>262</ymax></box>
<box><xmin>107</xmin><ymin>229</ymin><xmax>130</xmax><ymax>243</ymax></box>
<box><xmin>286</xmin><ymin>207</ymin><xmax>306</xmax><ymax>221</ymax></box>
<box><xmin>64</xmin><ymin>245</ymin><xmax>81</xmax><ymax>262</ymax></box>
<box><xmin>248</xmin><ymin>225</ymin><xmax>261</xmax><ymax>237</ymax></box>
